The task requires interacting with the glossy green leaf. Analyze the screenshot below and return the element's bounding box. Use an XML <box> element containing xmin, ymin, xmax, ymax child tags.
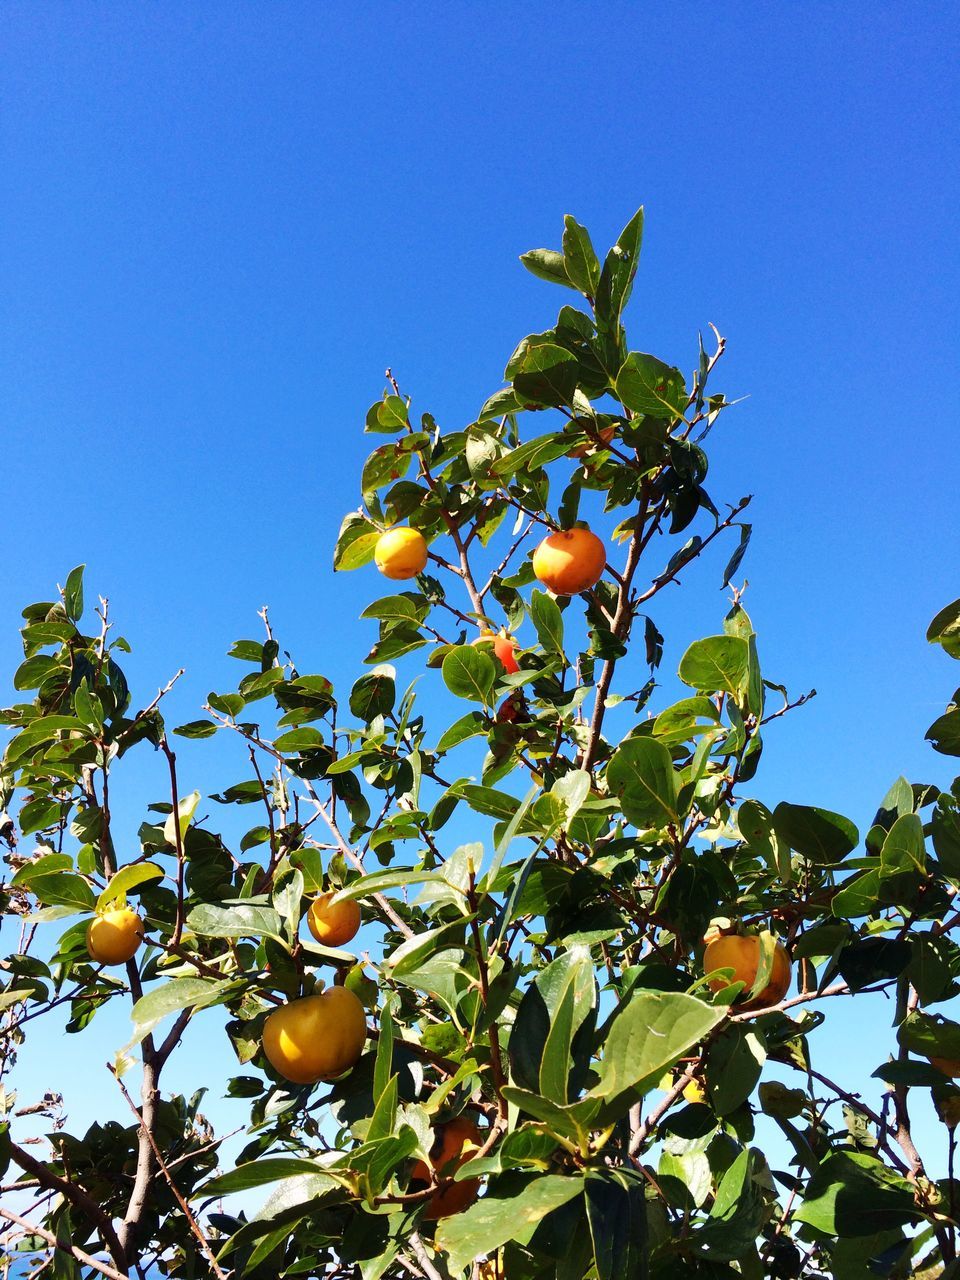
<box><xmin>442</xmin><ymin>646</ymin><xmax>495</xmax><ymax>703</ymax></box>
<box><xmin>678</xmin><ymin>635</ymin><xmax>748</xmax><ymax>696</ymax></box>
<box><xmin>773</xmin><ymin>802</ymin><xmax>859</xmax><ymax>865</ymax></box>
<box><xmin>607</xmin><ymin>737</ymin><xmax>679</xmax><ymax>828</ymax></box>
<box><xmin>436</xmin><ymin>1175</ymin><xmax>584</xmax><ymax>1274</ymax></box>
<box><xmin>591</xmin><ymin>991</ymin><xmax>724</xmax><ymax>1120</ymax></box>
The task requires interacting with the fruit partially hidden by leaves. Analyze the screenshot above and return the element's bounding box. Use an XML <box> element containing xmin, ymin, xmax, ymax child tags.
<box><xmin>683</xmin><ymin>1077</ymin><xmax>707</xmax><ymax>1105</ymax></box>
<box><xmin>86</xmin><ymin>908</ymin><xmax>144</xmax><ymax>965</ymax></box>
<box><xmin>471</xmin><ymin>630</ymin><xmax>520</xmax><ymax>675</ymax></box>
<box><xmin>262</xmin><ymin>987</ymin><xmax>367</xmax><ymax>1085</ymax></box>
<box><xmin>703</xmin><ymin>930</ymin><xmax>791</xmax><ymax>1009</ymax></box>
<box><xmin>307</xmin><ymin>892</ymin><xmax>361</xmax><ymax>947</ymax></box>
<box><xmin>931</xmin><ymin>1056</ymin><xmax>960</xmax><ymax>1078</ymax></box>
<box><xmin>411</xmin><ymin>1116</ymin><xmax>484</xmax><ymax>1219</ymax></box>
<box><xmin>374</xmin><ymin>527</ymin><xmax>428</xmax><ymax>580</ymax></box>
<box><xmin>532</xmin><ymin>527</ymin><xmax>606</xmax><ymax>595</ymax></box>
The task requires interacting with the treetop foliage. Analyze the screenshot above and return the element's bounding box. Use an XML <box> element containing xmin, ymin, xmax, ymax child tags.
<box><xmin>2</xmin><ymin>209</ymin><xmax>960</xmax><ymax>1280</ymax></box>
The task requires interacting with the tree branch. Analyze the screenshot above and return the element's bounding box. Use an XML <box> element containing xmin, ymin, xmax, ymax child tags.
<box><xmin>0</xmin><ymin>1205</ymin><xmax>131</xmax><ymax>1280</ymax></box>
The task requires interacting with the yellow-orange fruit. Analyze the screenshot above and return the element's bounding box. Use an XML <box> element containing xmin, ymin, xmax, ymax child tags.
<box><xmin>307</xmin><ymin>893</ymin><xmax>361</xmax><ymax>947</ymax></box>
<box><xmin>374</xmin><ymin>528</ymin><xmax>428</xmax><ymax>580</ymax></box>
<box><xmin>86</xmin><ymin>908</ymin><xmax>144</xmax><ymax>965</ymax></box>
<box><xmin>471</xmin><ymin>630</ymin><xmax>520</xmax><ymax>675</ymax></box>
<box><xmin>683</xmin><ymin>1078</ymin><xmax>707</xmax><ymax>1105</ymax></box>
<box><xmin>532</xmin><ymin>528</ymin><xmax>606</xmax><ymax>595</ymax></box>
<box><xmin>703</xmin><ymin>932</ymin><xmax>791</xmax><ymax>1009</ymax></box>
<box><xmin>411</xmin><ymin>1117</ymin><xmax>484</xmax><ymax>1219</ymax></box>
<box><xmin>931</xmin><ymin>1057</ymin><xmax>960</xmax><ymax>1078</ymax></box>
<box><xmin>262</xmin><ymin>987</ymin><xmax>367</xmax><ymax>1085</ymax></box>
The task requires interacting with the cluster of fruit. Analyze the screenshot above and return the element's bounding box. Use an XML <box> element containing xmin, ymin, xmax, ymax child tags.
<box><xmin>374</xmin><ymin>523</ymin><xmax>607</xmax><ymax>594</ymax></box>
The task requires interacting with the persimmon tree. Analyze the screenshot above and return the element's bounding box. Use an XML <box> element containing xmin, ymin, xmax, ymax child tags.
<box><xmin>2</xmin><ymin>208</ymin><xmax>960</xmax><ymax>1280</ymax></box>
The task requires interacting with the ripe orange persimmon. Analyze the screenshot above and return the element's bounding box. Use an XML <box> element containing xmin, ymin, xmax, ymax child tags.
<box><xmin>307</xmin><ymin>892</ymin><xmax>361</xmax><ymax>947</ymax></box>
<box><xmin>411</xmin><ymin>1116</ymin><xmax>484</xmax><ymax>1219</ymax></box>
<box><xmin>374</xmin><ymin>528</ymin><xmax>428</xmax><ymax>580</ymax></box>
<box><xmin>703</xmin><ymin>930</ymin><xmax>791</xmax><ymax>1009</ymax></box>
<box><xmin>86</xmin><ymin>908</ymin><xmax>145</xmax><ymax>965</ymax></box>
<box><xmin>262</xmin><ymin>987</ymin><xmax>367</xmax><ymax>1085</ymax></box>
<box><xmin>532</xmin><ymin>527</ymin><xmax>606</xmax><ymax>596</ymax></box>
<box><xmin>471</xmin><ymin>630</ymin><xmax>520</xmax><ymax>675</ymax></box>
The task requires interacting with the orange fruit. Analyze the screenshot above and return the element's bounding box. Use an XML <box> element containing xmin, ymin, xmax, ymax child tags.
<box><xmin>931</xmin><ymin>1057</ymin><xmax>960</xmax><ymax>1078</ymax></box>
<box><xmin>411</xmin><ymin>1117</ymin><xmax>484</xmax><ymax>1219</ymax></box>
<box><xmin>86</xmin><ymin>908</ymin><xmax>144</xmax><ymax>965</ymax></box>
<box><xmin>532</xmin><ymin>527</ymin><xmax>606</xmax><ymax>595</ymax></box>
<box><xmin>307</xmin><ymin>892</ymin><xmax>361</xmax><ymax>947</ymax></box>
<box><xmin>703</xmin><ymin>931</ymin><xmax>791</xmax><ymax>1009</ymax></box>
<box><xmin>374</xmin><ymin>528</ymin><xmax>428</xmax><ymax>580</ymax></box>
<box><xmin>471</xmin><ymin>630</ymin><xmax>520</xmax><ymax>675</ymax></box>
<box><xmin>262</xmin><ymin>987</ymin><xmax>367</xmax><ymax>1085</ymax></box>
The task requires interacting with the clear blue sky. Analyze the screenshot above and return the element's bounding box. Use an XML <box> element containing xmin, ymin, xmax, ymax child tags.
<box><xmin>2</xmin><ymin>2</ymin><xmax>958</xmax><ymax>1178</ymax></box>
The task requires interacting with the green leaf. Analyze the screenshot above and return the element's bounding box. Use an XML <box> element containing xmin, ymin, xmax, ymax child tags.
<box><xmin>127</xmin><ymin>978</ymin><xmax>236</xmax><ymax>1048</ymax></box>
<box><xmin>186</xmin><ymin>902</ymin><xmax>284</xmax><ymax>941</ymax></box>
<box><xmin>595</xmin><ymin>207</ymin><xmax>644</xmax><ymax>334</ymax></box>
<box><xmin>590</xmin><ymin>992</ymin><xmax>724</xmax><ymax>1121</ymax></box>
<box><xmin>606</xmin><ymin>737</ymin><xmax>679</xmax><ymax>829</ymax></box>
<box><xmin>63</xmin><ymin>565</ymin><xmax>85</xmax><ymax>622</ymax></box>
<box><xmin>794</xmin><ymin>1151</ymin><xmax>921</xmax><ymax>1237</ymax></box>
<box><xmin>164</xmin><ymin>790</ymin><xmax>200</xmax><ymax>847</ymax></box>
<box><xmin>173</xmin><ymin>719</ymin><xmax>218</xmax><ymax>740</ymax></box>
<box><xmin>678</xmin><ymin>635</ymin><xmax>748</xmax><ymax>697</ymax></box>
<box><xmin>513</xmin><ymin>342</ymin><xmax>580</xmax><ymax>407</ymax></box>
<box><xmin>773</xmin><ymin>802</ymin><xmax>859</xmax><ymax>865</ymax></box>
<box><xmin>584</xmin><ymin>1169</ymin><xmax>647</xmax><ymax>1280</ymax></box>
<box><xmin>530</xmin><ymin>589</ymin><xmax>565</xmax><ymax>656</ymax></box>
<box><xmin>333</xmin><ymin>867</ymin><xmax>444</xmax><ymax>902</ymax></box>
<box><xmin>201</xmin><ymin>1157</ymin><xmax>332</xmax><ymax>1197</ymax></box>
<box><xmin>97</xmin><ymin>862</ymin><xmax>164</xmax><ymax>909</ymax></box>
<box><xmin>562</xmin><ymin>215</ymin><xmax>601</xmax><ymax>296</ymax></box>
<box><xmin>927</xmin><ymin>709</ymin><xmax>960</xmax><ymax>756</ymax></box>
<box><xmin>616</xmin><ymin>352</ymin><xmax>687</xmax><ymax>418</ymax></box>
<box><xmin>695</xmin><ymin>1148</ymin><xmax>768</xmax><ymax>1261</ymax></box>
<box><xmin>334</xmin><ymin>513</ymin><xmax>380</xmax><ymax>571</ymax></box>
<box><xmin>511</xmin><ymin>946</ymin><xmax>596</xmax><ymax>1103</ymax></box>
<box><xmin>25</xmin><ymin>871</ymin><xmax>95</xmax><ymax>912</ymax></box>
<box><xmin>361</xmin><ymin>593</ymin><xmax>428</xmax><ymax>625</ymax></box>
<box><xmin>898</xmin><ymin>1010</ymin><xmax>960</xmax><ymax>1060</ymax></box>
<box><xmin>436</xmin><ymin>1175</ymin><xmax>584</xmax><ymax>1274</ymax></box>
<box><xmin>435</xmin><ymin>711</ymin><xmax>486</xmax><ymax>753</ymax></box>
<box><xmin>878</xmin><ymin>813</ymin><xmax>928</xmax><ymax>902</ymax></box>
<box><xmin>442</xmin><ymin>646</ymin><xmax>495</xmax><ymax>704</ymax></box>
<box><xmin>273</xmin><ymin>727</ymin><xmax>326</xmax><ymax>753</ymax></box>
<box><xmin>17</xmin><ymin>797</ymin><xmax>62</xmax><ymax>836</ymax></box>
<box><xmin>927</xmin><ymin>598</ymin><xmax>960</xmax><ymax>659</ymax></box>
<box><xmin>519</xmin><ymin>248</ymin><xmax>574</xmax><ymax>290</ymax></box>
<box><xmin>706</xmin><ymin>1027</ymin><xmax>766</xmax><ymax>1114</ymax></box>
<box><xmin>350</xmin><ymin>669</ymin><xmax>396</xmax><ymax>721</ymax></box>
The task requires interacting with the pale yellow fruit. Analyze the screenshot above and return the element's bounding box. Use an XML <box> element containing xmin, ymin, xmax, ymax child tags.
<box><xmin>374</xmin><ymin>528</ymin><xmax>428</xmax><ymax>580</ymax></box>
<box><xmin>307</xmin><ymin>893</ymin><xmax>361</xmax><ymax>947</ymax></box>
<box><xmin>86</xmin><ymin>908</ymin><xmax>144</xmax><ymax>965</ymax></box>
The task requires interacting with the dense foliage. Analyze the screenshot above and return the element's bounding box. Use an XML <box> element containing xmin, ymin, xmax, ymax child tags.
<box><xmin>3</xmin><ymin>210</ymin><xmax>960</xmax><ymax>1280</ymax></box>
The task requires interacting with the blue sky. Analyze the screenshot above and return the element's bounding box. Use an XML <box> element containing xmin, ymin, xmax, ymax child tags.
<box><xmin>2</xmin><ymin>3</ymin><xmax>959</xmax><ymax>1181</ymax></box>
